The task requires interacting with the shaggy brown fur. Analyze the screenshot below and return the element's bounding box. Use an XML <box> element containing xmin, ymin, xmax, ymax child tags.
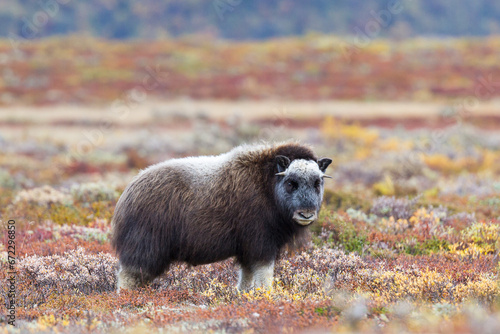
<box><xmin>112</xmin><ymin>142</ymin><xmax>325</xmax><ymax>290</ymax></box>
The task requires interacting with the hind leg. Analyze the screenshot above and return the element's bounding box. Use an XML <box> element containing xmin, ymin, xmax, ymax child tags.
<box><xmin>116</xmin><ymin>264</ymin><xmax>155</xmax><ymax>292</ymax></box>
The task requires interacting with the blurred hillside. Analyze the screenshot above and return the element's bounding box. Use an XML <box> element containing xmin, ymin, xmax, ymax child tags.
<box><xmin>1</xmin><ymin>35</ymin><xmax>500</xmax><ymax>105</ymax></box>
<box><xmin>3</xmin><ymin>0</ymin><xmax>500</xmax><ymax>40</ymax></box>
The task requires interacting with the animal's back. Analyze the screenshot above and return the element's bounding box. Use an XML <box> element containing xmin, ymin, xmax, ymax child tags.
<box><xmin>112</xmin><ymin>148</ymin><xmax>256</xmax><ymax>268</ymax></box>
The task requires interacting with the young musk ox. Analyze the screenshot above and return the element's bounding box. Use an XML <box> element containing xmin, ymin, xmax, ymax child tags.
<box><xmin>112</xmin><ymin>142</ymin><xmax>332</xmax><ymax>291</ymax></box>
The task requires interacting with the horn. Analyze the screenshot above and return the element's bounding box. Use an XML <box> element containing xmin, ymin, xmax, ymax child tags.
<box><xmin>275</xmin><ymin>172</ymin><xmax>287</xmax><ymax>176</ymax></box>
<box><xmin>322</xmin><ymin>174</ymin><xmax>333</xmax><ymax>179</ymax></box>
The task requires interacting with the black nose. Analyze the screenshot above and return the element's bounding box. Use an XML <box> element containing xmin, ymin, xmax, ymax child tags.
<box><xmin>298</xmin><ymin>211</ymin><xmax>314</xmax><ymax>219</ymax></box>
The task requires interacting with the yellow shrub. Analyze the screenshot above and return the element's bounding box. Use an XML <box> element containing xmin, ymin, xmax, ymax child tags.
<box><xmin>362</xmin><ymin>268</ymin><xmax>454</xmax><ymax>303</ymax></box>
<box><xmin>321</xmin><ymin>116</ymin><xmax>379</xmax><ymax>146</ymax></box>
<box><xmin>448</xmin><ymin>242</ymin><xmax>490</xmax><ymax>259</ymax></box>
<box><xmin>457</xmin><ymin>222</ymin><xmax>500</xmax><ymax>254</ymax></box>
<box><xmin>373</xmin><ymin>175</ymin><xmax>395</xmax><ymax>196</ymax></box>
<box><xmin>379</xmin><ymin>138</ymin><xmax>410</xmax><ymax>152</ymax></box>
<box><xmin>379</xmin><ymin>216</ymin><xmax>410</xmax><ymax>234</ymax></box>
<box><xmin>422</xmin><ymin>152</ymin><xmax>496</xmax><ymax>174</ymax></box>
<box><xmin>453</xmin><ymin>274</ymin><xmax>500</xmax><ymax>303</ymax></box>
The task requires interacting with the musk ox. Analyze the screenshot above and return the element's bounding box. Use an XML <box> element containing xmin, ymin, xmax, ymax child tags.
<box><xmin>112</xmin><ymin>142</ymin><xmax>332</xmax><ymax>291</ymax></box>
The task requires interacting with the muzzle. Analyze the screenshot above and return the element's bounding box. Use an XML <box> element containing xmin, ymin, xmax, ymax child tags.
<box><xmin>292</xmin><ymin>209</ymin><xmax>317</xmax><ymax>226</ymax></box>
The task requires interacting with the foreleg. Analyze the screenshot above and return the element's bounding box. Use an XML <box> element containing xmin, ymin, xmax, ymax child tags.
<box><xmin>116</xmin><ymin>264</ymin><xmax>154</xmax><ymax>292</ymax></box>
<box><xmin>237</xmin><ymin>261</ymin><xmax>275</xmax><ymax>291</ymax></box>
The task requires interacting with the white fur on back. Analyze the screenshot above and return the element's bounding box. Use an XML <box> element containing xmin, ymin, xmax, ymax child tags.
<box><xmin>141</xmin><ymin>144</ymin><xmax>267</xmax><ymax>186</ymax></box>
<box><xmin>140</xmin><ymin>144</ymin><xmax>320</xmax><ymax>186</ymax></box>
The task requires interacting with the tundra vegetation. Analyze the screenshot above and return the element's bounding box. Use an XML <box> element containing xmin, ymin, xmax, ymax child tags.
<box><xmin>1</xmin><ymin>36</ymin><xmax>500</xmax><ymax>333</ymax></box>
<box><xmin>1</xmin><ymin>112</ymin><xmax>499</xmax><ymax>333</ymax></box>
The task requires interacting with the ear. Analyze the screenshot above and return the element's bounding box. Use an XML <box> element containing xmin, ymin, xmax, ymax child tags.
<box><xmin>317</xmin><ymin>158</ymin><xmax>332</xmax><ymax>173</ymax></box>
<box><xmin>275</xmin><ymin>155</ymin><xmax>291</xmax><ymax>173</ymax></box>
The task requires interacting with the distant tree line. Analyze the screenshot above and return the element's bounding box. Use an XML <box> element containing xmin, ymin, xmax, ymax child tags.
<box><xmin>3</xmin><ymin>0</ymin><xmax>500</xmax><ymax>41</ymax></box>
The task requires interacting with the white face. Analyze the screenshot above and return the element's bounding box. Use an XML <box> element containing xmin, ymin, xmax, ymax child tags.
<box><xmin>281</xmin><ymin>159</ymin><xmax>324</xmax><ymax>179</ymax></box>
<box><xmin>274</xmin><ymin>159</ymin><xmax>326</xmax><ymax>226</ymax></box>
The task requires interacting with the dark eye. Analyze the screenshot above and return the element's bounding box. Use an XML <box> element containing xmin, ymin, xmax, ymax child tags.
<box><xmin>314</xmin><ymin>179</ymin><xmax>321</xmax><ymax>189</ymax></box>
<box><xmin>285</xmin><ymin>180</ymin><xmax>298</xmax><ymax>193</ymax></box>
